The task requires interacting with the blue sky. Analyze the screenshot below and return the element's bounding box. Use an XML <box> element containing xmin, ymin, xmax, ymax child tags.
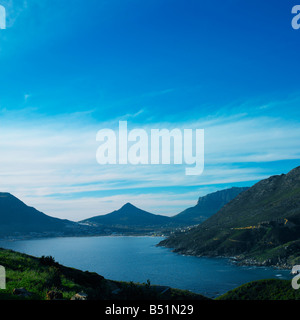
<box><xmin>0</xmin><ymin>0</ymin><xmax>300</xmax><ymax>220</ymax></box>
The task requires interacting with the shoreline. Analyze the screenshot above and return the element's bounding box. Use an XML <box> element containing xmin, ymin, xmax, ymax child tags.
<box><xmin>157</xmin><ymin>244</ymin><xmax>293</xmax><ymax>271</ymax></box>
<box><xmin>0</xmin><ymin>234</ymin><xmax>293</xmax><ymax>271</ymax></box>
<box><xmin>0</xmin><ymin>233</ymin><xmax>166</xmax><ymax>242</ymax></box>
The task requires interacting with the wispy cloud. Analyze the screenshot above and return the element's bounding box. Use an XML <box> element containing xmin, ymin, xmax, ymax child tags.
<box><xmin>1</xmin><ymin>95</ymin><xmax>300</xmax><ymax>219</ymax></box>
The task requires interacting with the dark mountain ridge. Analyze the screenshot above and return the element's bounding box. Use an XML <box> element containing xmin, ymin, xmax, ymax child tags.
<box><xmin>0</xmin><ymin>193</ymin><xmax>73</xmax><ymax>236</ymax></box>
<box><xmin>0</xmin><ymin>193</ymin><xmax>95</xmax><ymax>238</ymax></box>
<box><xmin>0</xmin><ymin>186</ymin><xmax>252</xmax><ymax>238</ymax></box>
<box><xmin>200</xmin><ymin>166</ymin><xmax>300</xmax><ymax>229</ymax></box>
<box><xmin>81</xmin><ymin>187</ymin><xmax>249</xmax><ymax>228</ymax></box>
<box><xmin>172</xmin><ymin>187</ymin><xmax>249</xmax><ymax>224</ymax></box>
<box><xmin>81</xmin><ymin>202</ymin><xmax>171</xmax><ymax>227</ymax></box>
<box><xmin>159</xmin><ymin>166</ymin><xmax>300</xmax><ymax>268</ymax></box>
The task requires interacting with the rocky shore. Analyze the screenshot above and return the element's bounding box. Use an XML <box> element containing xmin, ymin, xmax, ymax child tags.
<box><xmin>159</xmin><ymin>244</ymin><xmax>293</xmax><ymax>270</ymax></box>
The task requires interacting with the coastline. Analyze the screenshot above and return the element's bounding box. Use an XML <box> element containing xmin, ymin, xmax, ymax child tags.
<box><xmin>157</xmin><ymin>244</ymin><xmax>293</xmax><ymax>271</ymax></box>
<box><xmin>0</xmin><ymin>233</ymin><xmax>166</xmax><ymax>242</ymax></box>
<box><xmin>0</xmin><ymin>233</ymin><xmax>293</xmax><ymax>271</ymax></box>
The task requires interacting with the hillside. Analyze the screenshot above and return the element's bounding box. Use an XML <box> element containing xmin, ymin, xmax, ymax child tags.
<box><xmin>172</xmin><ymin>187</ymin><xmax>249</xmax><ymax>224</ymax></box>
<box><xmin>217</xmin><ymin>279</ymin><xmax>300</xmax><ymax>300</ymax></box>
<box><xmin>0</xmin><ymin>193</ymin><xmax>75</xmax><ymax>237</ymax></box>
<box><xmin>159</xmin><ymin>166</ymin><xmax>300</xmax><ymax>268</ymax></box>
<box><xmin>0</xmin><ymin>248</ymin><xmax>209</xmax><ymax>300</ymax></box>
<box><xmin>0</xmin><ymin>193</ymin><xmax>99</xmax><ymax>239</ymax></box>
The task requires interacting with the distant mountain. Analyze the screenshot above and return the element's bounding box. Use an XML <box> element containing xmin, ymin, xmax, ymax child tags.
<box><xmin>82</xmin><ymin>188</ymin><xmax>249</xmax><ymax>230</ymax></box>
<box><xmin>0</xmin><ymin>193</ymin><xmax>89</xmax><ymax>238</ymax></box>
<box><xmin>81</xmin><ymin>202</ymin><xmax>171</xmax><ymax>228</ymax></box>
<box><xmin>159</xmin><ymin>166</ymin><xmax>300</xmax><ymax>268</ymax></box>
<box><xmin>172</xmin><ymin>187</ymin><xmax>249</xmax><ymax>224</ymax></box>
<box><xmin>0</xmin><ymin>189</ymin><xmax>248</xmax><ymax>238</ymax></box>
<box><xmin>0</xmin><ymin>193</ymin><xmax>75</xmax><ymax>236</ymax></box>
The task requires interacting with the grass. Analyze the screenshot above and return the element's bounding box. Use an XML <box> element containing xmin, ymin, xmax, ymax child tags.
<box><xmin>0</xmin><ymin>249</ymin><xmax>82</xmax><ymax>300</ymax></box>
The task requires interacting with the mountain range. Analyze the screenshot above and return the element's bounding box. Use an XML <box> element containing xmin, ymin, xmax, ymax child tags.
<box><xmin>80</xmin><ymin>187</ymin><xmax>248</xmax><ymax>229</ymax></box>
<box><xmin>0</xmin><ymin>187</ymin><xmax>248</xmax><ymax>237</ymax></box>
<box><xmin>159</xmin><ymin>166</ymin><xmax>300</xmax><ymax>268</ymax></box>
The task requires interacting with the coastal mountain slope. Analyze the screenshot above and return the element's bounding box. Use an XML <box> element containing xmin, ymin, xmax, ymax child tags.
<box><xmin>217</xmin><ymin>279</ymin><xmax>300</xmax><ymax>300</ymax></box>
<box><xmin>81</xmin><ymin>202</ymin><xmax>172</xmax><ymax>227</ymax></box>
<box><xmin>159</xmin><ymin>166</ymin><xmax>300</xmax><ymax>268</ymax></box>
<box><xmin>0</xmin><ymin>193</ymin><xmax>80</xmax><ymax>237</ymax></box>
<box><xmin>171</xmin><ymin>187</ymin><xmax>249</xmax><ymax>224</ymax></box>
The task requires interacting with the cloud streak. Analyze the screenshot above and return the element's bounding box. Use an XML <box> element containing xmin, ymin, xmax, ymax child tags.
<box><xmin>1</xmin><ymin>97</ymin><xmax>300</xmax><ymax>219</ymax></box>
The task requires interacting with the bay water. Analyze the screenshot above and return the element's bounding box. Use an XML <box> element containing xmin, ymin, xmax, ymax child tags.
<box><xmin>0</xmin><ymin>236</ymin><xmax>292</xmax><ymax>298</ymax></box>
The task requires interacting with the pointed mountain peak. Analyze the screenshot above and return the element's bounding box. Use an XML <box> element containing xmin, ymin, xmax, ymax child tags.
<box><xmin>83</xmin><ymin>201</ymin><xmax>170</xmax><ymax>226</ymax></box>
<box><xmin>122</xmin><ymin>202</ymin><xmax>136</xmax><ymax>209</ymax></box>
<box><xmin>118</xmin><ymin>202</ymin><xmax>142</xmax><ymax>213</ymax></box>
<box><xmin>118</xmin><ymin>202</ymin><xmax>138</xmax><ymax>211</ymax></box>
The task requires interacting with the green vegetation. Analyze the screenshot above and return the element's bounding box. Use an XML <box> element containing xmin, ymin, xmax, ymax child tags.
<box><xmin>0</xmin><ymin>248</ymin><xmax>208</xmax><ymax>300</ymax></box>
<box><xmin>217</xmin><ymin>279</ymin><xmax>300</xmax><ymax>300</ymax></box>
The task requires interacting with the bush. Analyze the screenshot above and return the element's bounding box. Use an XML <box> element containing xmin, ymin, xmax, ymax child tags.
<box><xmin>40</xmin><ymin>256</ymin><xmax>58</xmax><ymax>267</ymax></box>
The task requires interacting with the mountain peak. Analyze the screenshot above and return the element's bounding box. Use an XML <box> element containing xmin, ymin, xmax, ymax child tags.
<box><xmin>82</xmin><ymin>202</ymin><xmax>170</xmax><ymax>227</ymax></box>
<box><xmin>0</xmin><ymin>193</ymin><xmax>71</xmax><ymax>236</ymax></box>
<box><xmin>121</xmin><ymin>202</ymin><xmax>136</xmax><ymax>209</ymax></box>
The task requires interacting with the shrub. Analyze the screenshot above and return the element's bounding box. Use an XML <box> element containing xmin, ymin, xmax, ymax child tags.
<box><xmin>40</xmin><ymin>256</ymin><xmax>58</xmax><ymax>267</ymax></box>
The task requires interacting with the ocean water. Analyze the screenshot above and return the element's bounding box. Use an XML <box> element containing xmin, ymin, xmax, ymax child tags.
<box><xmin>0</xmin><ymin>236</ymin><xmax>292</xmax><ymax>298</ymax></box>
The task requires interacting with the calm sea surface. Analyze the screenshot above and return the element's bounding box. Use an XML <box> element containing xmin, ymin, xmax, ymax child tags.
<box><xmin>0</xmin><ymin>236</ymin><xmax>292</xmax><ymax>298</ymax></box>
